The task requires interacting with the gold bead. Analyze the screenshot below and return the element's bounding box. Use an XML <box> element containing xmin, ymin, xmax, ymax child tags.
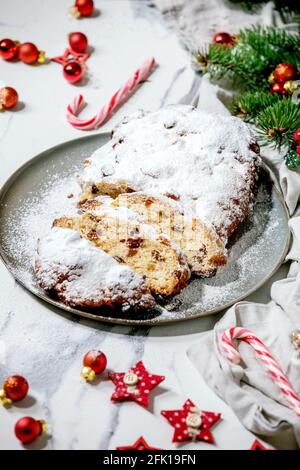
<box><xmin>37</xmin><ymin>51</ymin><xmax>47</xmax><ymax>64</ymax></box>
<box><xmin>0</xmin><ymin>388</ymin><xmax>12</xmax><ymax>407</ymax></box>
<box><xmin>291</xmin><ymin>330</ymin><xmax>300</xmax><ymax>349</ymax></box>
<box><xmin>38</xmin><ymin>419</ymin><xmax>48</xmax><ymax>435</ymax></box>
<box><xmin>69</xmin><ymin>6</ymin><xmax>81</xmax><ymax>19</ymax></box>
<box><xmin>81</xmin><ymin>366</ymin><xmax>96</xmax><ymax>382</ymax></box>
<box><xmin>268</xmin><ymin>72</ymin><xmax>275</xmax><ymax>84</ymax></box>
<box><xmin>283</xmin><ymin>80</ymin><xmax>298</xmax><ymax>94</ymax></box>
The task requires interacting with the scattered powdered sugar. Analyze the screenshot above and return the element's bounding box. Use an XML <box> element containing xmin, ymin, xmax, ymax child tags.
<box><xmin>36</xmin><ymin>227</ymin><xmax>154</xmax><ymax>310</ymax></box>
<box><xmin>81</xmin><ymin>105</ymin><xmax>260</xmax><ymax>240</ymax></box>
<box><xmin>2</xmin><ymin>174</ymin><xmax>82</xmax><ymax>286</ymax></box>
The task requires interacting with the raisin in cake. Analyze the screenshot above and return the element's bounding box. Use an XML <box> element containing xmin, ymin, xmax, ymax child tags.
<box><xmin>35</xmin><ymin>227</ymin><xmax>155</xmax><ymax>312</ymax></box>
<box><xmin>53</xmin><ymin>205</ymin><xmax>190</xmax><ymax>297</ymax></box>
<box><xmin>80</xmin><ymin>105</ymin><xmax>260</xmax><ymax>241</ymax></box>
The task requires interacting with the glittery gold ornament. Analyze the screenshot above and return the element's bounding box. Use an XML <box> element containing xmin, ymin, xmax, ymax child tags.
<box><xmin>80</xmin><ymin>366</ymin><xmax>96</xmax><ymax>382</ymax></box>
<box><xmin>283</xmin><ymin>80</ymin><xmax>299</xmax><ymax>94</ymax></box>
<box><xmin>37</xmin><ymin>50</ymin><xmax>46</xmax><ymax>64</ymax></box>
<box><xmin>291</xmin><ymin>330</ymin><xmax>300</xmax><ymax>349</ymax></box>
<box><xmin>0</xmin><ymin>388</ymin><xmax>12</xmax><ymax>406</ymax></box>
<box><xmin>268</xmin><ymin>72</ymin><xmax>275</xmax><ymax>84</ymax></box>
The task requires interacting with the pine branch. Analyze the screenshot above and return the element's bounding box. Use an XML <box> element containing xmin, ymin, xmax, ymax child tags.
<box><xmin>255</xmin><ymin>99</ymin><xmax>300</xmax><ymax>147</ymax></box>
<box><xmin>195</xmin><ymin>24</ymin><xmax>300</xmax><ymax>164</ymax></box>
<box><xmin>230</xmin><ymin>91</ymin><xmax>282</xmax><ymax>120</ymax></box>
<box><xmin>195</xmin><ymin>26</ymin><xmax>300</xmax><ymax>90</ymax></box>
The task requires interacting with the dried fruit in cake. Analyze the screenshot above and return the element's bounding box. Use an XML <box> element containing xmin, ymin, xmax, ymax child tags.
<box><xmin>53</xmin><ymin>205</ymin><xmax>190</xmax><ymax>297</ymax></box>
<box><xmin>35</xmin><ymin>227</ymin><xmax>155</xmax><ymax>312</ymax></box>
<box><xmin>79</xmin><ymin>105</ymin><xmax>260</xmax><ymax>242</ymax></box>
<box><xmin>111</xmin><ymin>192</ymin><xmax>227</xmax><ymax>277</ymax></box>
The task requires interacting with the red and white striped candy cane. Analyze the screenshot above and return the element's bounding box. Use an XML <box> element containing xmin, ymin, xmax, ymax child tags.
<box><xmin>221</xmin><ymin>327</ymin><xmax>300</xmax><ymax>417</ymax></box>
<box><xmin>66</xmin><ymin>57</ymin><xmax>156</xmax><ymax>130</ymax></box>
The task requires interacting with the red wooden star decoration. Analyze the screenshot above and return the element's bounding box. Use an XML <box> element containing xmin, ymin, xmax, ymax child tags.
<box><xmin>108</xmin><ymin>361</ymin><xmax>165</xmax><ymax>408</ymax></box>
<box><xmin>250</xmin><ymin>439</ymin><xmax>269</xmax><ymax>450</ymax></box>
<box><xmin>161</xmin><ymin>399</ymin><xmax>221</xmax><ymax>444</ymax></box>
<box><xmin>51</xmin><ymin>48</ymin><xmax>89</xmax><ymax>66</ymax></box>
<box><xmin>116</xmin><ymin>436</ymin><xmax>161</xmax><ymax>451</ymax></box>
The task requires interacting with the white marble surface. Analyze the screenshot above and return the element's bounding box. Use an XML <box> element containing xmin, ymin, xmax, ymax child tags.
<box><xmin>0</xmin><ymin>0</ymin><xmax>287</xmax><ymax>450</ymax></box>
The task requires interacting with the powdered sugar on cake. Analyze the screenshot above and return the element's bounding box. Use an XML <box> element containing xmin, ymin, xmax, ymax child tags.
<box><xmin>80</xmin><ymin>105</ymin><xmax>260</xmax><ymax>240</ymax></box>
<box><xmin>35</xmin><ymin>227</ymin><xmax>154</xmax><ymax>311</ymax></box>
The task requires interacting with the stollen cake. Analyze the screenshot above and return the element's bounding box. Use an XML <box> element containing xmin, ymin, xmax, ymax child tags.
<box><xmin>53</xmin><ymin>205</ymin><xmax>191</xmax><ymax>297</ymax></box>
<box><xmin>35</xmin><ymin>106</ymin><xmax>261</xmax><ymax>315</ymax></box>
<box><xmin>79</xmin><ymin>105</ymin><xmax>260</xmax><ymax>241</ymax></box>
<box><xmin>35</xmin><ymin>227</ymin><xmax>155</xmax><ymax>312</ymax></box>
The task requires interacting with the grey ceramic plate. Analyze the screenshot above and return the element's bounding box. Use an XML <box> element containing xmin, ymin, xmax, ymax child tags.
<box><xmin>0</xmin><ymin>133</ymin><xmax>290</xmax><ymax>325</ymax></box>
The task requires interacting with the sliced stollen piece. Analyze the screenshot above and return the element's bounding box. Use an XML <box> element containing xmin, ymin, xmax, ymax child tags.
<box><xmin>79</xmin><ymin>105</ymin><xmax>260</xmax><ymax>241</ymax></box>
<box><xmin>111</xmin><ymin>192</ymin><xmax>227</xmax><ymax>277</ymax></box>
<box><xmin>54</xmin><ymin>206</ymin><xmax>191</xmax><ymax>297</ymax></box>
<box><xmin>35</xmin><ymin>227</ymin><xmax>155</xmax><ymax>312</ymax></box>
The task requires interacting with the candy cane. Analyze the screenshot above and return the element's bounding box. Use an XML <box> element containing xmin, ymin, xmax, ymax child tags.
<box><xmin>221</xmin><ymin>327</ymin><xmax>300</xmax><ymax>417</ymax></box>
<box><xmin>66</xmin><ymin>57</ymin><xmax>156</xmax><ymax>130</ymax></box>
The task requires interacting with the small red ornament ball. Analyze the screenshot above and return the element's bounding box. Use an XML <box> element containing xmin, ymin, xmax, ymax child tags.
<box><xmin>273</xmin><ymin>63</ymin><xmax>297</xmax><ymax>83</ymax></box>
<box><xmin>3</xmin><ymin>375</ymin><xmax>29</xmax><ymax>402</ymax></box>
<box><xmin>69</xmin><ymin>32</ymin><xmax>88</xmax><ymax>53</ymax></box>
<box><xmin>15</xmin><ymin>417</ymin><xmax>42</xmax><ymax>444</ymax></box>
<box><xmin>0</xmin><ymin>87</ymin><xmax>19</xmax><ymax>109</ymax></box>
<box><xmin>63</xmin><ymin>61</ymin><xmax>84</xmax><ymax>84</ymax></box>
<box><xmin>293</xmin><ymin>129</ymin><xmax>300</xmax><ymax>142</ymax></box>
<box><xmin>18</xmin><ymin>42</ymin><xmax>39</xmax><ymax>64</ymax></box>
<box><xmin>297</xmin><ymin>144</ymin><xmax>300</xmax><ymax>156</ymax></box>
<box><xmin>270</xmin><ymin>82</ymin><xmax>287</xmax><ymax>96</ymax></box>
<box><xmin>83</xmin><ymin>350</ymin><xmax>107</xmax><ymax>374</ymax></box>
<box><xmin>213</xmin><ymin>32</ymin><xmax>233</xmax><ymax>45</ymax></box>
<box><xmin>0</xmin><ymin>38</ymin><xmax>19</xmax><ymax>60</ymax></box>
<box><xmin>75</xmin><ymin>0</ymin><xmax>94</xmax><ymax>17</ymax></box>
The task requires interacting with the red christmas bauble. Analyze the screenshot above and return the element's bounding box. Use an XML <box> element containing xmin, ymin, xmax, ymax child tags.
<box><xmin>18</xmin><ymin>42</ymin><xmax>39</xmax><ymax>64</ymax></box>
<box><xmin>15</xmin><ymin>417</ymin><xmax>43</xmax><ymax>444</ymax></box>
<box><xmin>0</xmin><ymin>87</ymin><xmax>19</xmax><ymax>109</ymax></box>
<box><xmin>270</xmin><ymin>82</ymin><xmax>287</xmax><ymax>95</ymax></box>
<box><xmin>297</xmin><ymin>144</ymin><xmax>300</xmax><ymax>156</ymax></box>
<box><xmin>3</xmin><ymin>375</ymin><xmax>29</xmax><ymax>401</ymax></box>
<box><xmin>293</xmin><ymin>129</ymin><xmax>300</xmax><ymax>142</ymax></box>
<box><xmin>213</xmin><ymin>32</ymin><xmax>233</xmax><ymax>45</ymax></box>
<box><xmin>83</xmin><ymin>350</ymin><xmax>107</xmax><ymax>374</ymax></box>
<box><xmin>0</xmin><ymin>38</ymin><xmax>19</xmax><ymax>60</ymax></box>
<box><xmin>63</xmin><ymin>61</ymin><xmax>84</xmax><ymax>84</ymax></box>
<box><xmin>273</xmin><ymin>63</ymin><xmax>297</xmax><ymax>83</ymax></box>
<box><xmin>75</xmin><ymin>0</ymin><xmax>94</xmax><ymax>17</ymax></box>
<box><xmin>69</xmin><ymin>32</ymin><xmax>88</xmax><ymax>53</ymax></box>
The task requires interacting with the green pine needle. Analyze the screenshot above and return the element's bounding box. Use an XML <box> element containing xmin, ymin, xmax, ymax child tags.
<box><xmin>230</xmin><ymin>91</ymin><xmax>282</xmax><ymax>120</ymax></box>
<box><xmin>255</xmin><ymin>99</ymin><xmax>300</xmax><ymax>147</ymax></box>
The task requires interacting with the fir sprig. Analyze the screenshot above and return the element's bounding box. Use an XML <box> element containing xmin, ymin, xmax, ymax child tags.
<box><xmin>256</xmin><ymin>99</ymin><xmax>300</xmax><ymax>147</ymax></box>
<box><xmin>194</xmin><ymin>25</ymin><xmax>300</xmax><ymax>155</ymax></box>
<box><xmin>195</xmin><ymin>26</ymin><xmax>300</xmax><ymax>90</ymax></box>
<box><xmin>230</xmin><ymin>91</ymin><xmax>282</xmax><ymax>119</ymax></box>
